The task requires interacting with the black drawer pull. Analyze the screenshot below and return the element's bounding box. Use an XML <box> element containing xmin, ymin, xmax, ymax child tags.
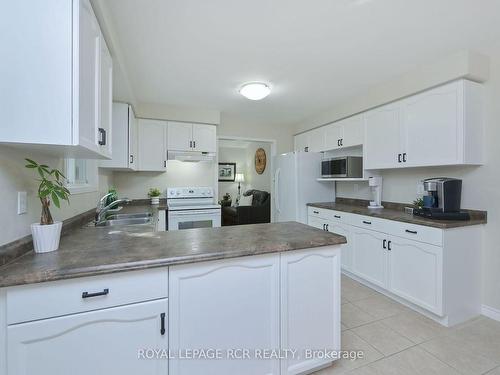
<box><xmin>160</xmin><ymin>313</ymin><xmax>166</xmax><ymax>335</ymax></box>
<box><xmin>313</xmin><ymin>210</ymin><xmax>319</xmax><ymax>214</ymax></box>
<box><xmin>405</xmin><ymin>229</ymin><xmax>418</xmax><ymax>234</ymax></box>
<box><xmin>362</xmin><ymin>220</ymin><xmax>372</xmax><ymax>225</ymax></box>
<box><xmin>383</xmin><ymin>239</ymin><xmax>387</xmax><ymax>249</ymax></box>
<box><xmin>334</xmin><ymin>215</ymin><xmax>341</xmax><ymax>219</ymax></box>
<box><xmin>82</xmin><ymin>288</ymin><xmax>109</xmax><ymax>299</ymax></box>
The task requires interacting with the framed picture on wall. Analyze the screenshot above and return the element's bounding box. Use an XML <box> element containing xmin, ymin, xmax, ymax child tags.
<box><xmin>218</xmin><ymin>162</ymin><xmax>236</xmax><ymax>182</ymax></box>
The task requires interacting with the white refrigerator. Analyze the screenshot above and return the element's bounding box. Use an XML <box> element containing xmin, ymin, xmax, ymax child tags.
<box><xmin>274</xmin><ymin>152</ymin><xmax>335</xmax><ymax>224</ymax></box>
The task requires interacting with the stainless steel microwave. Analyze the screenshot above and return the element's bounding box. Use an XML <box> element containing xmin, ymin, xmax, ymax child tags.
<box><xmin>321</xmin><ymin>156</ymin><xmax>363</xmax><ymax>178</ymax></box>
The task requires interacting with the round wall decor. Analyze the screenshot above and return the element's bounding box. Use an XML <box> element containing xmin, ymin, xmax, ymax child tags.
<box><xmin>255</xmin><ymin>148</ymin><xmax>267</xmax><ymax>174</ymax></box>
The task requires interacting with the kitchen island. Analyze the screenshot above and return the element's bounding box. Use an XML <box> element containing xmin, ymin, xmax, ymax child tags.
<box><xmin>0</xmin><ymin>221</ymin><xmax>345</xmax><ymax>375</ymax></box>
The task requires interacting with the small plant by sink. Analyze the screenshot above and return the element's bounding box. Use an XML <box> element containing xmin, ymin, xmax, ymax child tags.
<box><xmin>148</xmin><ymin>188</ymin><xmax>162</xmax><ymax>205</ymax></box>
<box><xmin>25</xmin><ymin>158</ymin><xmax>70</xmax><ymax>253</ymax></box>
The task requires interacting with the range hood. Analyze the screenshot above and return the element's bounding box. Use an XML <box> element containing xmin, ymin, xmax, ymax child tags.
<box><xmin>167</xmin><ymin>150</ymin><xmax>216</xmax><ymax>162</ymax></box>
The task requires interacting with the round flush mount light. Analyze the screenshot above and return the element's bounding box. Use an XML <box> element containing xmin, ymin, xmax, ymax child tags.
<box><xmin>239</xmin><ymin>82</ymin><xmax>271</xmax><ymax>101</ymax></box>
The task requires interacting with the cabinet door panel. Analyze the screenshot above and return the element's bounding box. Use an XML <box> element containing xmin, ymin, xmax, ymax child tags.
<box><xmin>388</xmin><ymin>237</ymin><xmax>443</xmax><ymax>315</ymax></box>
<box><xmin>8</xmin><ymin>299</ymin><xmax>168</xmax><ymax>375</ymax></box>
<box><xmin>138</xmin><ymin>119</ymin><xmax>167</xmax><ymax>171</ymax></box>
<box><xmin>168</xmin><ymin>122</ymin><xmax>193</xmax><ymax>151</ymax></box>
<box><xmin>78</xmin><ymin>0</ymin><xmax>100</xmax><ymax>151</ymax></box>
<box><xmin>341</xmin><ymin>114</ymin><xmax>364</xmax><ymax>148</ymax></box>
<box><xmin>402</xmin><ymin>82</ymin><xmax>462</xmax><ymax>166</ymax></box>
<box><xmin>281</xmin><ymin>247</ymin><xmax>341</xmax><ymax>375</ymax></box>
<box><xmin>169</xmin><ymin>255</ymin><xmax>280</xmax><ymax>375</ymax></box>
<box><xmin>128</xmin><ymin>107</ymin><xmax>138</xmax><ymax>170</ymax></box>
<box><xmin>308</xmin><ymin>216</ymin><xmax>326</xmax><ymax>230</ymax></box>
<box><xmin>364</xmin><ymin>105</ymin><xmax>401</xmax><ymax>169</ymax></box>
<box><xmin>99</xmin><ymin>36</ymin><xmax>113</xmax><ymax>158</ymax></box>
<box><xmin>352</xmin><ymin>227</ymin><xmax>387</xmax><ymax>288</ymax></box>
<box><xmin>192</xmin><ymin>124</ymin><xmax>216</xmax><ymax>152</ymax></box>
<box><xmin>308</xmin><ymin>127</ymin><xmax>326</xmax><ymax>152</ymax></box>
<box><xmin>294</xmin><ymin>133</ymin><xmax>309</xmax><ymax>152</ymax></box>
<box><xmin>328</xmin><ymin>222</ymin><xmax>352</xmax><ymax>271</ymax></box>
<box><xmin>324</xmin><ymin>123</ymin><xmax>343</xmax><ymax>150</ymax></box>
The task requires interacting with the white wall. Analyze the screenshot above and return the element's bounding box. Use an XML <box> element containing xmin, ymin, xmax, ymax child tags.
<box><xmin>295</xmin><ymin>48</ymin><xmax>500</xmax><ymax>314</ymax></box>
<box><xmin>0</xmin><ymin>147</ymin><xmax>112</xmax><ymax>246</ymax></box>
<box><xmin>136</xmin><ymin>103</ymin><xmax>221</xmax><ymax>125</ymax></box>
<box><xmin>218</xmin><ymin>141</ymin><xmax>272</xmax><ymax>201</ymax></box>
<box><xmin>113</xmin><ymin>161</ymin><xmax>216</xmax><ymax>199</ymax></box>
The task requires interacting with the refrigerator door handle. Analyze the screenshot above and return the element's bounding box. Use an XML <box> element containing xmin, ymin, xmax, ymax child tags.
<box><xmin>274</xmin><ymin>168</ymin><xmax>281</xmax><ymax>214</ymax></box>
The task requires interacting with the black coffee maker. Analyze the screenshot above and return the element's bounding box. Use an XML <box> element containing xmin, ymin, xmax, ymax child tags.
<box><xmin>414</xmin><ymin>178</ymin><xmax>470</xmax><ymax>220</ymax></box>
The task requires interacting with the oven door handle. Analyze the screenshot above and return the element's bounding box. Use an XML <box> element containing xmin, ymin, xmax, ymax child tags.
<box><xmin>169</xmin><ymin>210</ymin><xmax>220</xmax><ymax>216</ymax></box>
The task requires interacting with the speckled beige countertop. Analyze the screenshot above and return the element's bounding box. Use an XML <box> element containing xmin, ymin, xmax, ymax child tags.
<box><xmin>0</xmin><ymin>219</ymin><xmax>346</xmax><ymax>288</ymax></box>
<box><xmin>307</xmin><ymin>199</ymin><xmax>487</xmax><ymax>229</ymax></box>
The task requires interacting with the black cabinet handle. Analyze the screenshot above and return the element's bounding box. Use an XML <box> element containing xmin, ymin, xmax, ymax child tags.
<box><xmin>337</xmin><ymin>139</ymin><xmax>341</xmax><ymax>147</ymax></box>
<box><xmin>322</xmin><ymin>224</ymin><xmax>326</xmax><ymax>230</ymax></box>
<box><xmin>340</xmin><ymin>139</ymin><xmax>343</xmax><ymax>146</ymax></box>
<box><xmin>189</xmin><ymin>141</ymin><xmax>192</xmax><ymax>148</ymax></box>
<box><xmin>362</xmin><ymin>220</ymin><xmax>372</xmax><ymax>225</ymax></box>
<box><xmin>313</xmin><ymin>210</ymin><xmax>319</xmax><ymax>214</ymax></box>
<box><xmin>403</xmin><ymin>153</ymin><xmax>407</xmax><ymax>162</ymax></box>
<box><xmin>387</xmin><ymin>241</ymin><xmax>392</xmax><ymax>251</ymax></box>
<box><xmin>405</xmin><ymin>229</ymin><xmax>418</xmax><ymax>234</ymax></box>
<box><xmin>193</xmin><ymin>140</ymin><xmax>196</xmax><ymax>148</ymax></box>
<box><xmin>398</xmin><ymin>153</ymin><xmax>402</xmax><ymax>163</ymax></box>
<box><xmin>130</xmin><ymin>155</ymin><xmax>134</xmax><ymax>164</ymax></box>
<box><xmin>98</xmin><ymin>128</ymin><xmax>106</xmax><ymax>146</ymax></box>
<box><xmin>160</xmin><ymin>313</ymin><xmax>166</xmax><ymax>335</ymax></box>
<box><xmin>164</xmin><ymin>160</ymin><xmax>167</xmax><ymax>168</ymax></box>
<box><xmin>82</xmin><ymin>288</ymin><xmax>109</xmax><ymax>299</ymax></box>
<box><xmin>383</xmin><ymin>239</ymin><xmax>387</xmax><ymax>249</ymax></box>
<box><xmin>326</xmin><ymin>224</ymin><xmax>329</xmax><ymax>231</ymax></box>
<box><xmin>334</xmin><ymin>215</ymin><xmax>341</xmax><ymax>219</ymax></box>
<box><xmin>304</xmin><ymin>147</ymin><xmax>309</xmax><ymax>152</ymax></box>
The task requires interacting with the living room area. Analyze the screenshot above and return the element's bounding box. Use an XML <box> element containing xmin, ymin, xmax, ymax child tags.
<box><xmin>218</xmin><ymin>138</ymin><xmax>274</xmax><ymax>226</ymax></box>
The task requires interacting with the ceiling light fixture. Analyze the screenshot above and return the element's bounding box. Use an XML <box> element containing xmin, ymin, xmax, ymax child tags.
<box><xmin>239</xmin><ymin>82</ymin><xmax>271</xmax><ymax>101</ymax></box>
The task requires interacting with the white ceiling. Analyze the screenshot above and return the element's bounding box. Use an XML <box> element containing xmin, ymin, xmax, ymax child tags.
<box><xmin>96</xmin><ymin>0</ymin><xmax>500</xmax><ymax>128</ymax></box>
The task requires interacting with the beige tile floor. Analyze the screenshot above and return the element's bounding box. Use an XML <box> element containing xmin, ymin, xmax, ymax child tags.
<box><xmin>313</xmin><ymin>275</ymin><xmax>500</xmax><ymax>375</ymax></box>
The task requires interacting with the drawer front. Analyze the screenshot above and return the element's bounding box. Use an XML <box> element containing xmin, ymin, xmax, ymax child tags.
<box><xmin>308</xmin><ymin>206</ymin><xmax>331</xmax><ymax>220</ymax></box>
<box><xmin>350</xmin><ymin>214</ymin><xmax>386</xmax><ymax>233</ymax></box>
<box><xmin>384</xmin><ymin>221</ymin><xmax>443</xmax><ymax>246</ymax></box>
<box><xmin>308</xmin><ymin>207</ymin><xmax>351</xmax><ymax>224</ymax></box>
<box><xmin>7</xmin><ymin>268</ymin><xmax>168</xmax><ymax>325</ymax></box>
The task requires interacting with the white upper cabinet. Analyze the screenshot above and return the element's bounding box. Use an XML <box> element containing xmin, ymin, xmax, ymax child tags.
<box><xmin>307</xmin><ymin>127</ymin><xmax>326</xmax><ymax>152</ymax></box>
<box><xmin>137</xmin><ymin>119</ymin><xmax>167</xmax><ymax>172</ymax></box>
<box><xmin>294</xmin><ymin>132</ymin><xmax>309</xmax><ymax>152</ymax></box>
<box><xmin>167</xmin><ymin>122</ymin><xmax>216</xmax><ymax>153</ymax></box>
<box><xmin>364</xmin><ymin>104</ymin><xmax>402</xmax><ymax>169</ymax></box>
<box><xmin>98</xmin><ymin>35</ymin><xmax>113</xmax><ymax>159</ymax></box>
<box><xmin>100</xmin><ymin>103</ymin><xmax>138</xmax><ymax>170</ymax></box>
<box><xmin>0</xmin><ymin>0</ymin><xmax>112</xmax><ymax>159</ymax></box>
<box><xmin>192</xmin><ymin>124</ymin><xmax>217</xmax><ymax>152</ymax></box>
<box><xmin>324</xmin><ymin>114</ymin><xmax>364</xmax><ymax>150</ymax></box>
<box><xmin>365</xmin><ymin>80</ymin><xmax>483</xmax><ymax>169</ymax></box>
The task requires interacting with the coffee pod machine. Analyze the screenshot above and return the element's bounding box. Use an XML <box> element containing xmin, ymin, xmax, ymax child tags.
<box><xmin>414</xmin><ymin>178</ymin><xmax>470</xmax><ymax>220</ymax></box>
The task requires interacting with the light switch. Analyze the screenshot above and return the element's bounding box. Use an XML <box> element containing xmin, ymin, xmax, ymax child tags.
<box><xmin>18</xmin><ymin>191</ymin><xmax>27</xmax><ymax>215</ymax></box>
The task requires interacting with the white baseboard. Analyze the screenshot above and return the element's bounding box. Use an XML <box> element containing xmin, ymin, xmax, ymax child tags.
<box><xmin>482</xmin><ymin>305</ymin><xmax>500</xmax><ymax>322</ymax></box>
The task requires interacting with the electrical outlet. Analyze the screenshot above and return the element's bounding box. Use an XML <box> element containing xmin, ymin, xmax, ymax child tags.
<box><xmin>18</xmin><ymin>191</ymin><xmax>27</xmax><ymax>214</ymax></box>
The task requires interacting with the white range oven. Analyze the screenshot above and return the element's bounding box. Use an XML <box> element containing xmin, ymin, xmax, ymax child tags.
<box><xmin>167</xmin><ymin>187</ymin><xmax>221</xmax><ymax>231</ymax></box>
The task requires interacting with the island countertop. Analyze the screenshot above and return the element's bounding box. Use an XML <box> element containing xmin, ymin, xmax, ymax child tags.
<box><xmin>0</xmin><ymin>222</ymin><xmax>346</xmax><ymax>288</ymax></box>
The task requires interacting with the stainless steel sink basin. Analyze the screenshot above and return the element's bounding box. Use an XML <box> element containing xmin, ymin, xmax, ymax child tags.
<box><xmin>96</xmin><ymin>217</ymin><xmax>153</xmax><ymax>227</ymax></box>
<box><xmin>106</xmin><ymin>212</ymin><xmax>152</xmax><ymax>220</ymax></box>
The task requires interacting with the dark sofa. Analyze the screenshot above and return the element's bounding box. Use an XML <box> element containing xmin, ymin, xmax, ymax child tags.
<box><xmin>222</xmin><ymin>190</ymin><xmax>271</xmax><ymax>226</ymax></box>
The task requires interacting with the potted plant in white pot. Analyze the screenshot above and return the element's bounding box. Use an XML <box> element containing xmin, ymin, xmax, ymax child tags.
<box><xmin>25</xmin><ymin>158</ymin><xmax>70</xmax><ymax>253</ymax></box>
<box><xmin>148</xmin><ymin>188</ymin><xmax>161</xmax><ymax>205</ymax></box>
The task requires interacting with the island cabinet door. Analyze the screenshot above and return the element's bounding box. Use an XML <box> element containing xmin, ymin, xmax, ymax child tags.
<box><xmin>7</xmin><ymin>299</ymin><xmax>168</xmax><ymax>375</ymax></box>
<box><xmin>169</xmin><ymin>254</ymin><xmax>280</xmax><ymax>375</ymax></box>
<box><xmin>280</xmin><ymin>247</ymin><xmax>341</xmax><ymax>375</ymax></box>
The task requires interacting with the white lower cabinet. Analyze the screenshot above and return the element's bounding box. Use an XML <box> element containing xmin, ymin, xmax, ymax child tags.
<box><xmin>328</xmin><ymin>222</ymin><xmax>353</xmax><ymax>272</ymax></box>
<box><xmin>281</xmin><ymin>248</ymin><xmax>341</xmax><ymax>375</ymax></box>
<box><xmin>387</xmin><ymin>237</ymin><xmax>443</xmax><ymax>315</ymax></box>
<box><xmin>8</xmin><ymin>299</ymin><xmax>168</xmax><ymax>375</ymax></box>
<box><xmin>351</xmin><ymin>227</ymin><xmax>388</xmax><ymax>289</ymax></box>
<box><xmin>169</xmin><ymin>255</ymin><xmax>281</xmax><ymax>375</ymax></box>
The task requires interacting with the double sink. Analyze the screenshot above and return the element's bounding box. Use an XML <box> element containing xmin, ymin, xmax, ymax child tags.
<box><xmin>95</xmin><ymin>212</ymin><xmax>154</xmax><ymax>227</ymax></box>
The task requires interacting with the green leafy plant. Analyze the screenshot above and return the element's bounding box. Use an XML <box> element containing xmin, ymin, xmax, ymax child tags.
<box><xmin>148</xmin><ymin>188</ymin><xmax>162</xmax><ymax>198</ymax></box>
<box><xmin>413</xmin><ymin>197</ymin><xmax>424</xmax><ymax>208</ymax></box>
<box><xmin>106</xmin><ymin>187</ymin><xmax>118</xmax><ymax>206</ymax></box>
<box><xmin>25</xmin><ymin>158</ymin><xmax>70</xmax><ymax>225</ymax></box>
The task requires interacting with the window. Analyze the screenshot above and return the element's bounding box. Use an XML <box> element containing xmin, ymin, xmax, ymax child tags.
<box><xmin>65</xmin><ymin>159</ymin><xmax>98</xmax><ymax>194</ymax></box>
